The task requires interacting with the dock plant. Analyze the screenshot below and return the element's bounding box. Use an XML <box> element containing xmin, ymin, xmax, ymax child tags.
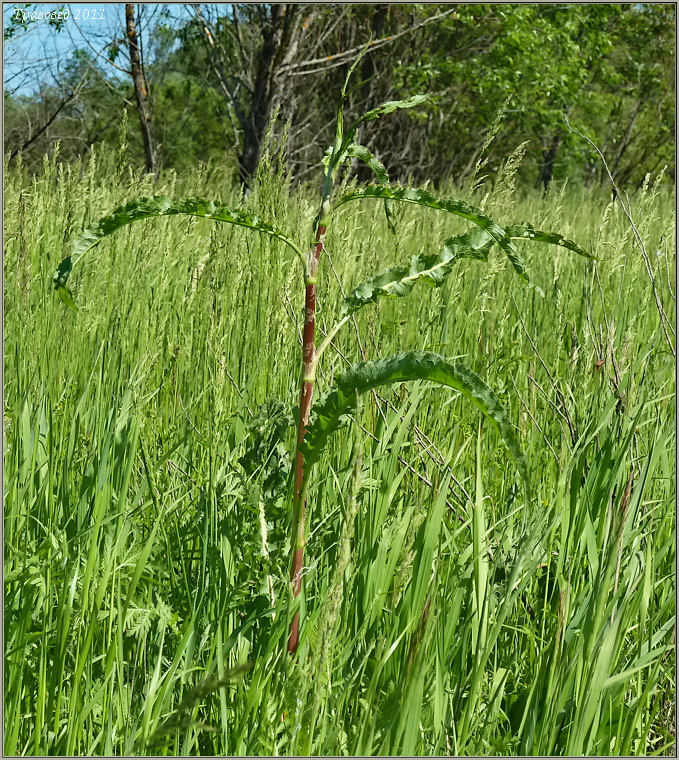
<box><xmin>53</xmin><ymin>59</ymin><xmax>593</xmax><ymax>656</ymax></box>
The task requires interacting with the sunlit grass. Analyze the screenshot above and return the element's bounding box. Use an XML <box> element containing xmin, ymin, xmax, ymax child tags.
<box><xmin>4</xmin><ymin>144</ymin><xmax>675</xmax><ymax>755</ymax></box>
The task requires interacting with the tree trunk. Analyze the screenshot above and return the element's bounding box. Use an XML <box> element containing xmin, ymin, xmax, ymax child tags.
<box><xmin>354</xmin><ymin>4</ymin><xmax>389</xmax><ymax>183</ymax></box>
<box><xmin>535</xmin><ymin>132</ymin><xmax>562</xmax><ymax>192</ymax></box>
<box><xmin>125</xmin><ymin>3</ymin><xmax>159</xmax><ymax>177</ymax></box>
<box><xmin>238</xmin><ymin>5</ymin><xmax>300</xmax><ymax>185</ymax></box>
<box><xmin>610</xmin><ymin>98</ymin><xmax>643</xmax><ymax>179</ymax></box>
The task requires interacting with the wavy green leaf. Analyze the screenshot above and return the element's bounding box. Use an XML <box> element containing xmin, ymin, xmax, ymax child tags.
<box><xmin>336</xmin><ymin>94</ymin><xmax>429</xmax><ymax>174</ymax></box>
<box><xmin>344</xmin><ymin>143</ymin><xmax>389</xmax><ymax>184</ymax></box>
<box><xmin>344</xmin><ymin>143</ymin><xmax>396</xmax><ymax>233</ymax></box>
<box><xmin>351</xmin><ymin>94</ymin><xmax>429</xmax><ymax>131</ymax></box>
<box><xmin>301</xmin><ymin>351</ymin><xmax>528</xmax><ymax>490</ymax></box>
<box><xmin>52</xmin><ymin>196</ymin><xmax>304</xmax><ymax>295</ymax></box>
<box><xmin>342</xmin><ymin>227</ymin><xmax>494</xmax><ymax>315</ymax></box>
<box><xmin>507</xmin><ymin>223</ymin><xmax>595</xmax><ymax>259</ymax></box>
<box><xmin>333</xmin><ymin>186</ymin><xmax>529</xmax><ymax>283</ymax></box>
<box><xmin>55</xmin><ymin>283</ymin><xmax>78</xmax><ymax>313</ymax></box>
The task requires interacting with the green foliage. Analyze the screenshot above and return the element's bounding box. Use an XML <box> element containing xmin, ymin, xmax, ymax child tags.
<box><xmin>342</xmin><ymin>144</ymin><xmax>396</xmax><ymax>232</ymax></box>
<box><xmin>506</xmin><ymin>223</ymin><xmax>596</xmax><ymax>259</ymax></box>
<box><xmin>341</xmin><ymin>222</ymin><xmax>595</xmax><ymax>315</ymax></box>
<box><xmin>342</xmin><ymin>227</ymin><xmax>495</xmax><ymax>314</ymax></box>
<box><xmin>4</xmin><ymin>5</ymin><xmax>674</xmax><ymax>187</ymax></box>
<box><xmin>11</xmin><ymin>70</ymin><xmax>675</xmax><ymax>758</ymax></box>
<box><xmin>334</xmin><ymin>185</ymin><xmax>530</xmax><ymax>282</ymax></box>
<box><xmin>334</xmin><ymin>94</ymin><xmax>429</xmax><ymax>171</ymax></box>
<box><xmin>399</xmin><ymin>4</ymin><xmax>674</xmax><ymax>186</ymax></box>
<box><xmin>239</xmin><ymin>400</ymin><xmax>292</xmax><ymax>501</ymax></box>
<box><xmin>4</xmin><ymin>145</ymin><xmax>675</xmax><ymax>755</ymax></box>
<box><xmin>49</xmin><ymin>91</ymin><xmax>596</xmax><ymax>606</ymax></box>
<box><xmin>144</xmin><ymin>665</ymin><xmax>253</xmax><ymax>750</ymax></box>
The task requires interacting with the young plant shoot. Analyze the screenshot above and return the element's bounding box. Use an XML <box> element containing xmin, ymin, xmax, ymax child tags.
<box><xmin>53</xmin><ymin>58</ymin><xmax>593</xmax><ymax>657</ymax></box>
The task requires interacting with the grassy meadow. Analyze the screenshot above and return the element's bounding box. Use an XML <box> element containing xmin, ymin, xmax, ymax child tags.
<box><xmin>4</xmin><ymin>143</ymin><xmax>676</xmax><ymax>756</ymax></box>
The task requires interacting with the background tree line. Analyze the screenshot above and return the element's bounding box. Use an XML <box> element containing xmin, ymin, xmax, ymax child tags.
<box><xmin>4</xmin><ymin>3</ymin><xmax>675</xmax><ymax>190</ymax></box>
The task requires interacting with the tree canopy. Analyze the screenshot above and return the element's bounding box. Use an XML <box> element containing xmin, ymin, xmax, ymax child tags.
<box><xmin>4</xmin><ymin>3</ymin><xmax>675</xmax><ymax>189</ymax></box>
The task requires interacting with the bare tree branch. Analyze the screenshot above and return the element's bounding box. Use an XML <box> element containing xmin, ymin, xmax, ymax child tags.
<box><xmin>10</xmin><ymin>75</ymin><xmax>87</xmax><ymax>159</ymax></box>
<box><xmin>279</xmin><ymin>7</ymin><xmax>457</xmax><ymax>74</ymax></box>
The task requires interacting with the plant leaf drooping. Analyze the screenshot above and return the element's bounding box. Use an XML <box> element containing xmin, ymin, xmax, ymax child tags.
<box><xmin>52</xmin><ymin>195</ymin><xmax>304</xmax><ymax>295</ymax></box>
<box><xmin>341</xmin><ymin>94</ymin><xmax>429</xmax><ymax>156</ymax></box>
<box><xmin>301</xmin><ymin>351</ymin><xmax>528</xmax><ymax>491</ymax></box>
<box><xmin>329</xmin><ymin>94</ymin><xmax>429</xmax><ymax>177</ymax></box>
<box><xmin>506</xmin><ymin>223</ymin><xmax>596</xmax><ymax>259</ymax></box>
<box><xmin>344</xmin><ymin>143</ymin><xmax>396</xmax><ymax>232</ymax></box>
<box><xmin>344</xmin><ymin>144</ymin><xmax>389</xmax><ymax>185</ymax></box>
<box><xmin>342</xmin><ymin>227</ymin><xmax>494</xmax><ymax>315</ymax></box>
<box><xmin>55</xmin><ymin>283</ymin><xmax>79</xmax><ymax>313</ymax></box>
<box><xmin>324</xmin><ymin>93</ymin><xmax>429</xmax><ymax>228</ymax></box>
<box><xmin>342</xmin><ymin>221</ymin><xmax>595</xmax><ymax>315</ymax></box>
<box><xmin>333</xmin><ymin>185</ymin><xmax>530</xmax><ymax>283</ymax></box>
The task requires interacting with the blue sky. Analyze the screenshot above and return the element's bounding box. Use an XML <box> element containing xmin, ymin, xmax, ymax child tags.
<box><xmin>3</xmin><ymin>2</ymin><xmax>194</xmax><ymax>95</ymax></box>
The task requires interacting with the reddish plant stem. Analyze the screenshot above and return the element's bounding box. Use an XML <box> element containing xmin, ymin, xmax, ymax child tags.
<box><xmin>288</xmin><ymin>224</ymin><xmax>326</xmax><ymax>655</ymax></box>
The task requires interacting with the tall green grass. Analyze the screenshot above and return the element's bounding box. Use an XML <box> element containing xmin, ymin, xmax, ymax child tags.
<box><xmin>4</xmin><ymin>143</ymin><xmax>675</xmax><ymax>755</ymax></box>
